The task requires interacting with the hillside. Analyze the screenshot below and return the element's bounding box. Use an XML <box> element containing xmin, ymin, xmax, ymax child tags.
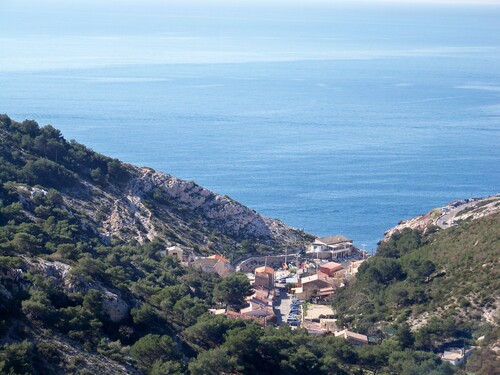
<box><xmin>0</xmin><ymin>114</ymin><xmax>493</xmax><ymax>374</ymax></box>
<box><xmin>383</xmin><ymin>195</ymin><xmax>500</xmax><ymax>241</ymax></box>
<box><xmin>0</xmin><ymin>115</ymin><xmax>311</xmax><ymax>255</ymax></box>
<box><xmin>334</xmin><ymin>210</ymin><xmax>500</xmax><ymax>372</ymax></box>
<box><xmin>0</xmin><ymin>115</ymin><xmax>318</xmax><ymax>373</ymax></box>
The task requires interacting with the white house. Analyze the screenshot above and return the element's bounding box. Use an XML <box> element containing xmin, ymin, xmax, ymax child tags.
<box><xmin>441</xmin><ymin>348</ymin><xmax>475</xmax><ymax>366</ymax></box>
<box><xmin>307</xmin><ymin>235</ymin><xmax>353</xmax><ymax>259</ymax></box>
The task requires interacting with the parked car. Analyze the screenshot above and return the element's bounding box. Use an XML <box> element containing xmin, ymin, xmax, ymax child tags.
<box><xmin>287</xmin><ymin>317</ymin><xmax>300</xmax><ymax>325</ymax></box>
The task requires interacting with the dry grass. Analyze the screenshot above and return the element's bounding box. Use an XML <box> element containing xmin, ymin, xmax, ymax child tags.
<box><xmin>304</xmin><ymin>304</ymin><xmax>334</xmax><ymax>320</ymax></box>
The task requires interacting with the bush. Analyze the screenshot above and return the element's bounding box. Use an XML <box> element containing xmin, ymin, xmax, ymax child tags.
<box><xmin>0</xmin><ymin>340</ymin><xmax>35</xmax><ymax>374</ymax></box>
<box><xmin>23</xmin><ymin>158</ymin><xmax>78</xmax><ymax>188</ymax></box>
<box><xmin>130</xmin><ymin>334</ymin><xmax>177</xmax><ymax>372</ymax></box>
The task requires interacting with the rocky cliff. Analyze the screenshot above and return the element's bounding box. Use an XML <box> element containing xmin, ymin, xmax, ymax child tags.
<box><xmin>65</xmin><ymin>165</ymin><xmax>311</xmax><ymax>251</ymax></box>
<box><xmin>0</xmin><ymin>115</ymin><xmax>312</xmax><ymax>253</ymax></box>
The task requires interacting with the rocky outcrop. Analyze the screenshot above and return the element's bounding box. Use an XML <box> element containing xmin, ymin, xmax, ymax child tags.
<box><xmin>66</xmin><ymin>166</ymin><xmax>311</xmax><ymax>250</ymax></box>
<box><xmin>452</xmin><ymin>196</ymin><xmax>500</xmax><ymax>222</ymax></box>
<box><xmin>3</xmin><ymin>118</ymin><xmax>311</xmax><ymax>252</ymax></box>
<box><xmin>21</xmin><ymin>258</ymin><xmax>131</xmax><ymax>323</ymax></box>
<box><xmin>383</xmin><ymin>213</ymin><xmax>436</xmax><ymax>241</ymax></box>
<box><xmin>101</xmin><ymin>291</ymin><xmax>130</xmax><ymax>323</ymax></box>
<box><xmin>64</xmin><ymin>276</ymin><xmax>130</xmax><ymax>323</ymax></box>
<box><xmin>383</xmin><ymin>195</ymin><xmax>500</xmax><ymax>242</ymax></box>
<box><xmin>129</xmin><ymin>168</ymin><xmax>300</xmax><ymax>241</ymax></box>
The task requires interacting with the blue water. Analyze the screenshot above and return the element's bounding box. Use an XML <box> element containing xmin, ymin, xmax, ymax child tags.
<box><xmin>1</xmin><ymin>3</ymin><xmax>500</xmax><ymax>250</ymax></box>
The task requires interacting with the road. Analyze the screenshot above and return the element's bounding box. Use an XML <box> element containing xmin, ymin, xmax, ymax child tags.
<box><xmin>435</xmin><ymin>195</ymin><xmax>500</xmax><ymax>229</ymax></box>
<box><xmin>273</xmin><ymin>290</ymin><xmax>292</xmax><ymax>325</ymax></box>
<box><xmin>435</xmin><ymin>203</ymin><xmax>472</xmax><ymax>229</ymax></box>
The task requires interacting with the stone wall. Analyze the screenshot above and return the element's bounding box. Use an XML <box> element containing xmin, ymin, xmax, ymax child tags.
<box><xmin>238</xmin><ymin>254</ymin><xmax>299</xmax><ymax>273</ymax></box>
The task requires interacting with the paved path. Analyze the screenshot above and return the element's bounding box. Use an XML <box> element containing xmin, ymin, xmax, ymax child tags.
<box><xmin>435</xmin><ymin>195</ymin><xmax>500</xmax><ymax>229</ymax></box>
<box><xmin>274</xmin><ymin>291</ymin><xmax>292</xmax><ymax>325</ymax></box>
<box><xmin>435</xmin><ymin>203</ymin><xmax>473</xmax><ymax>229</ymax></box>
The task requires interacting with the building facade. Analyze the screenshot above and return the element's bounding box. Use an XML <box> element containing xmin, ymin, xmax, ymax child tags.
<box><xmin>307</xmin><ymin>235</ymin><xmax>353</xmax><ymax>259</ymax></box>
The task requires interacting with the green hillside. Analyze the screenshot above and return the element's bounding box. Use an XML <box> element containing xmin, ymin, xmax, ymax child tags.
<box><xmin>0</xmin><ymin>115</ymin><xmax>311</xmax><ymax>255</ymax></box>
<box><xmin>1</xmin><ymin>114</ymin><xmax>495</xmax><ymax>374</ymax></box>
<box><xmin>334</xmin><ymin>213</ymin><xmax>500</xmax><ymax>373</ymax></box>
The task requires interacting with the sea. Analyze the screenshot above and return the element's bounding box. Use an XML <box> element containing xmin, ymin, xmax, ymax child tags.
<box><xmin>1</xmin><ymin>2</ymin><xmax>500</xmax><ymax>251</ymax></box>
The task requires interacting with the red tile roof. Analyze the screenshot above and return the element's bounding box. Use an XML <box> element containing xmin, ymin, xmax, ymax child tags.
<box><xmin>208</xmin><ymin>254</ymin><xmax>228</xmax><ymax>262</ymax></box>
<box><xmin>320</xmin><ymin>262</ymin><xmax>343</xmax><ymax>271</ymax></box>
<box><xmin>255</xmin><ymin>266</ymin><xmax>274</xmax><ymax>275</ymax></box>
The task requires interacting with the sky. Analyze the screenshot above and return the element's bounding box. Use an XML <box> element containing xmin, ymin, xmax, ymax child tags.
<box><xmin>17</xmin><ymin>0</ymin><xmax>496</xmax><ymax>3</ymax></box>
<box><xmin>2</xmin><ymin>0</ymin><xmax>499</xmax><ymax>72</ymax></box>
<box><xmin>3</xmin><ymin>0</ymin><xmax>500</xmax><ymax>7</ymax></box>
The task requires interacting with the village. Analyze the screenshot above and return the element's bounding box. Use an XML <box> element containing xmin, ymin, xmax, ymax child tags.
<box><xmin>161</xmin><ymin>235</ymin><xmax>372</xmax><ymax>347</ymax></box>
<box><xmin>160</xmin><ymin>235</ymin><xmax>476</xmax><ymax>366</ymax></box>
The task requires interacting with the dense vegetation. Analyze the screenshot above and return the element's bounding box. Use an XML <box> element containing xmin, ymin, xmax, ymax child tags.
<box><xmin>0</xmin><ymin>115</ymin><xmax>130</xmax><ymax>190</ymax></box>
<box><xmin>334</xmin><ymin>215</ymin><xmax>500</xmax><ymax>373</ymax></box>
<box><xmin>0</xmin><ymin>115</ymin><xmax>496</xmax><ymax>374</ymax></box>
<box><xmin>0</xmin><ymin>114</ymin><xmax>311</xmax><ymax>256</ymax></box>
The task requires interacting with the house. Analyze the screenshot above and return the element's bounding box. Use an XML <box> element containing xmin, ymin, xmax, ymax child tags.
<box><xmin>320</xmin><ymin>318</ymin><xmax>338</xmax><ymax>333</ymax></box>
<box><xmin>227</xmin><ymin>309</ymin><xmax>276</xmax><ymax>326</ymax></box>
<box><xmin>302</xmin><ymin>321</ymin><xmax>324</xmax><ymax>336</ymax></box>
<box><xmin>314</xmin><ymin>286</ymin><xmax>336</xmax><ymax>302</ymax></box>
<box><xmin>293</xmin><ymin>273</ymin><xmax>333</xmax><ymax>300</ymax></box>
<box><xmin>308</xmin><ymin>235</ymin><xmax>353</xmax><ymax>259</ymax></box>
<box><xmin>208</xmin><ymin>308</ymin><xmax>226</xmax><ymax>315</ymax></box>
<box><xmin>208</xmin><ymin>254</ymin><xmax>228</xmax><ymax>262</ymax></box>
<box><xmin>253</xmin><ymin>287</ymin><xmax>274</xmax><ymax>302</ymax></box>
<box><xmin>166</xmin><ymin>246</ymin><xmax>184</xmax><ymax>261</ymax></box>
<box><xmin>319</xmin><ymin>262</ymin><xmax>344</xmax><ymax>277</ymax></box>
<box><xmin>193</xmin><ymin>255</ymin><xmax>234</xmax><ymax>278</ymax></box>
<box><xmin>254</xmin><ymin>266</ymin><xmax>275</xmax><ymax>290</ymax></box>
<box><xmin>159</xmin><ymin>245</ymin><xmax>195</xmax><ymax>264</ymax></box>
<box><xmin>302</xmin><ymin>318</ymin><xmax>339</xmax><ymax>336</ymax></box>
<box><xmin>441</xmin><ymin>347</ymin><xmax>476</xmax><ymax>366</ymax></box>
<box><xmin>213</xmin><ymin>259</ymin><xmax>234</xmax><ymax>278</ymax></box>
<box><xmin>334</xmin><ymin>329</ymin><xmax>369</xmax><ymax>346</ymax></box>
<box><xmin>226</xmin><ymin>295</ymin><xmax>276</xmax><ymax>326</ymax></box>
<box><xmin>240</xmin><ymin>296</ymin><xmax>272</xmax><ymax>317</ymax></box>
<box><xmin>240</xmin><ymin>305</ymin><xmax>274</xmax><ymax>319</ymax></box>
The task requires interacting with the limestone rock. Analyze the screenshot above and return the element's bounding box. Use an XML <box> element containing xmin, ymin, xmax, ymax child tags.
<box><xmin>102</xmin><ymin>291</ymin><xmax>130</xmax><ymax>323</ymax></box>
